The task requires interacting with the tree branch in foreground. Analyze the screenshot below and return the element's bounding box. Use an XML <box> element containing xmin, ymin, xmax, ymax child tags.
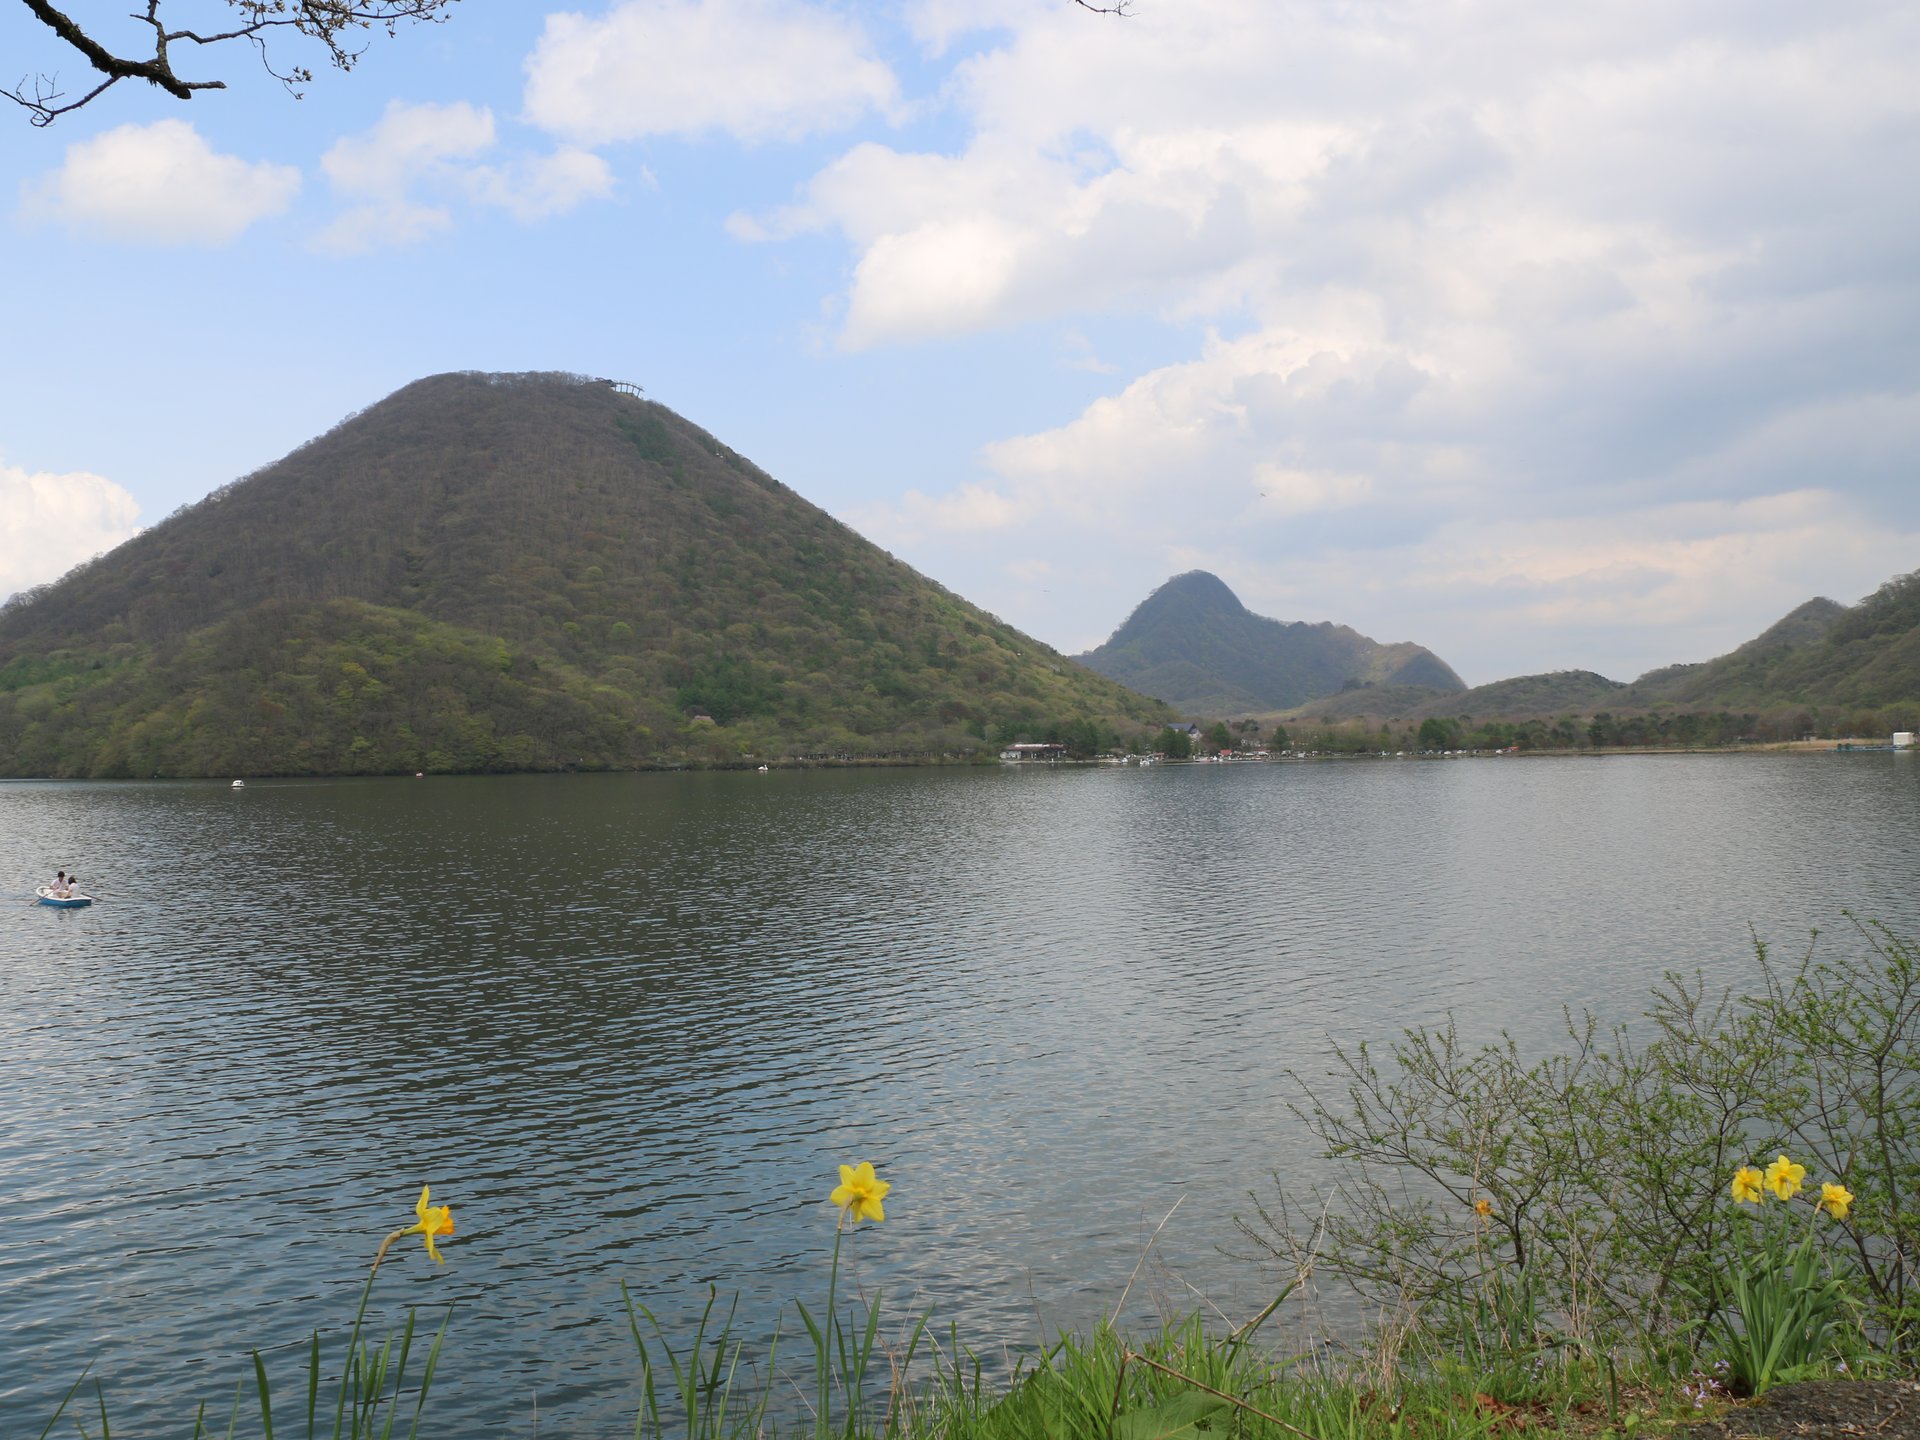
<box><xmin>5</xmin><ymin>0</ymin><xmax>457</xmax><ymax>126</ymax></box>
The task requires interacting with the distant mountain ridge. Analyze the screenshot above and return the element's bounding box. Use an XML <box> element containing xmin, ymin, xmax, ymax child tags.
<box><xmin>1074</xmin><ymin>570</ymin><xmax>1465</xmax><ymax>714</ymax></box>
<box><xmin>1620</xmin><ymin>597</ymin><xmax>1851</xmax><ymax>708</ymax></box>
<box><xmin>0</xmin><ymin>371</ymin><xmax>1168</xmax><ymax>776</ymax></box>
<box><xmin>1283</xmin><ymin>578</ymin><xmax>1920</xmax><ymax>725</ymax></box>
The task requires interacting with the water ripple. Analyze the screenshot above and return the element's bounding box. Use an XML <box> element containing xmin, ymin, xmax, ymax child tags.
<box><xmin>4</xmin><ymin>756</ymin><xmax>1920</xmax><ymax>1435</ymax></box>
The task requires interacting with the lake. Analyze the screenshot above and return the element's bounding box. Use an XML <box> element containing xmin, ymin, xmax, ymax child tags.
<box><xmin>3</xmin><ymin>753</ymin><xmax>1918</xmax><ymax>1436</ymax></box>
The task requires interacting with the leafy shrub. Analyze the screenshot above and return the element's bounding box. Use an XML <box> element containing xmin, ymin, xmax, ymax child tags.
<box><xmin>1242</xmin><ymin>918</ymin><xmax>1919</xmax><ymax>1364</ymax></box>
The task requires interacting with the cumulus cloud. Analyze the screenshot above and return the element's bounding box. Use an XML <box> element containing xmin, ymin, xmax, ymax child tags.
<box><xmin>0</xmin><ymin>462</ymin><xmax>142</xmax><ymax>602</ymax></box>
<box><xmin>1244</xmin><ymin>491</ymin><xmax>1920</xmax><ymax>685</ymax></box>
<box><xmin>18</xmin><ymin>120</ymin><xmax>298</xmax><ymax>245</ymax></box>
<box><xmin>863</xmin><ymin>480</ymin><xmax>1920</xmax><ymax>686</ymax></box>
<box><xmin>524</xmin><ymin>0</ymin><xmax>900</xmax><ymax>146</ymax></box>
<box><xmin>466</xmin><ymin>146</ymin><xmax>615</xmax><ymax>221</ymax></box>
<box><xmin>775</xmin><ymin>1</ymin><xmax>1920</xmax><ymax>681</ymax></box>
<box><xmin>316</xmin><ymin>100</ymin><xmax>612</xmax><ymax>253</ymax></box>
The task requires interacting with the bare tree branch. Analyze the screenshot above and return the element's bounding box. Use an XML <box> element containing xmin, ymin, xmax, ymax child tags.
<box><xmin>5</xmin><ymin>0</ymin><xmax>458</xmax><ymax>126</ymax></box>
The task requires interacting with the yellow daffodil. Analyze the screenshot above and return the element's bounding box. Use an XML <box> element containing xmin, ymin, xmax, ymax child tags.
<box><xmin>1819</xmin><ymin>1182</ymin><xmax>1854</xmax><ymax>1221</ymax></box>
<box><xmin>1474</xmin><ymin>1198</ymin><xmax>1493</xmax><ymax>1218</ymax></box>
<box><xmin>405</xmin><ymin>1184</ymin><xmax>456</xmax><ymax>1263</ymax></box>
<box><xmin>1731</xmin><ymin>1166</ymin><xmax>1765</xmax><ymax>1204</ymax></box>
<box><xmin>830</xmin><ymin>1161</ymin><xmax>890</xmax><ymax>1224</ymax></box>
<box><xmin>1764</xmin><ymin>1154</ymin><xmax>1806</xmax><ymax>1201</ymax></box>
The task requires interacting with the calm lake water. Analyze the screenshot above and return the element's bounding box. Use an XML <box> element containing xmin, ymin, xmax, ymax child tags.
<box><xmin>4</xmin><ymin>755</ymin><xmax>1918</xmax><ymax>1436</ymax></box>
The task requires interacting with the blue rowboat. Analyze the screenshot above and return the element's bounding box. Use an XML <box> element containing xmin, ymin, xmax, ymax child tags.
<box><xmin>36</xmin><ymin>886</ymin><xmax>92</xmax><ymax>908</ymax></box>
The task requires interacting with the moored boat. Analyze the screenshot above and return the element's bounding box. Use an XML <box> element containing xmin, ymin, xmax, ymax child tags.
<box><xmin>36</xmin><ymin>886</ymin><xmax>92</xmax><ymax>908</ymax></box>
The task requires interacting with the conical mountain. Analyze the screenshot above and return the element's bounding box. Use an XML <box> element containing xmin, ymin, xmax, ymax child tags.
<box><xmin>0</xmin><ymin>371</ymin><xmax>1167</xmax><ymax>776</ymax></box>
<box><xmin>1075</xmin><ymin>570</ymin><xmax>1464</xmax><ymax>714</ymax></box>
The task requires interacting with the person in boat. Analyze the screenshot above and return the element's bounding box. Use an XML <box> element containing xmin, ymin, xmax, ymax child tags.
<box><xmin>51</xmin><ymin>870</ymin><xmax>66</xmax><ymax>894</ymax></box>
<box><xmin>64</xmin><ymin>874</ymin><xmax>78</xmax><ymax>897</ymax></box>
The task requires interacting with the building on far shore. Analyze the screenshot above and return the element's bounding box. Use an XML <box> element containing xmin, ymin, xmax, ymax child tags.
<box><xmin>1000</xmin><ymin>742</ymin><xmax>1067</xmax><ymax>763</ymax></box>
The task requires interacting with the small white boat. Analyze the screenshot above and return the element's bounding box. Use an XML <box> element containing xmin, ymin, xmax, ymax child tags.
<box><xmin>36</xmin><ymin>886</ymin><xmax>92</xmax><ymax>908</ymax></box>
<box><xmin>231</xmin><ymin>779</ymin><xmax>245</xmax><ymax>788</ymax></box>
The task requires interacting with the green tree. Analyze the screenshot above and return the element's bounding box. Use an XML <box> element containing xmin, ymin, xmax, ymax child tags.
<box><xmin>1206</xmin><ymin>721</ymin><xmax>1234</xmax><ymax>752</ymax></box>
<box><xmin>1155</xmin><ymin>726</ymin><xmax>1193</xmax><ymax>759</ymax></box>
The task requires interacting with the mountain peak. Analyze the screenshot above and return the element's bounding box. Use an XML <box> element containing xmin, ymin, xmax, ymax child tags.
<box><xmin>1077</xmin><ymin>572</ymin><xmax>1463</xmax><ymax>714</ymax></box>
<box><xmin>1142</xmin><ymin>570</ymin><xmax>1248</xmax><ymax>619</ymax></box>
<box><xmin>0</xmin><ymin>371</ymin><xmax>1168</xmax><ymax>775</ymax></box>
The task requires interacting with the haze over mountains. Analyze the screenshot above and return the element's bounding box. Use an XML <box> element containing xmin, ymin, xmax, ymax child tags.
<box><xmin>1279</xmin><ymin>579</ymin><xmax>1920</xmax><ymax>726</ymax></box>
<box><xmin>1075</xmin><ymin>571</ymin><xmax>1466</xmax><ymax>713</ymax></box>
<box><xmin>1076</xmin><ymin>564</ymin><xmax>1920</xmax><ymax>731</ymax></box>
<box><xmin>2</xmin><ymin>368</ymin><xmax>1914</xmax><ymax>780</ymax></box>
<box><xmin>0</xmin><ymin>372</ymin><xmax>1166</xmax><ymax>777</ymax></box>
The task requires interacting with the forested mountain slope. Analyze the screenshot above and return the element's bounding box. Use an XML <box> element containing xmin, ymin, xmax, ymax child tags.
<box><xmin>0</xmin><ymin>372</ymin><xmax>1167</xmax><ymax>776</ymax></box>
<box><xmin>1417</xmin><ymin>581</ymin><xmax>1917</xmax><ymax>722</ymax></box>
<box><xmin>1300</xmin><ymin>581</ymin><xmax>1918</xmax><ymax>732</ymax></box>
<box><xmin>1284</xmin><ymin>670</ymin><xmax>1627</xmax><ymax>724</ymax></box>
<box><xmin>1076</xmin><ymin>570</ymin><xmax>1464</xmax><ymax>713</ymax></box>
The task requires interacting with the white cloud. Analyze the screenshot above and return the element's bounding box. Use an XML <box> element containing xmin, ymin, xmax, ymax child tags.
<box><xmin>316</xmin><ymin>101</ymin><xmax>611</xmax><ymax>253</ymax></box>
<box><xmin>0</xmin><ymin>462</ymin><xmax>142</xmax><ymax>602</ymax></box>
<box><xmin>316</xmin><ymin>200</ymin><xmax>456</xmax><ymax>255</ymax></box>
<box><xmin>466</xmin><ymin>147</ymin><xmax>615</xmax><ymax>221</ymax></box>
<box><xmin>849</xmin><ymin>482</ymin><xmax>1019</xmax><ymax>544</ymax></box>
<box><xmin>775</xmin><ymin>1</ymin><xmax>1920</xmax><ymax>684</ymax></box>
<box><xmin>874</xmin><ymin>481</ymin><xmax>1920</xmax><ymax>687</ymax></box>
<box><xmin>1246</xmin><ymin>491</ymin><xmax>1920</xmax><ymax>684</ymax></box>
<box><xmin>323</xmin><ymin>100</ymin><xmax>497</xmax><ymax>198</ymax></box>
<box><xmin>18</xmin><ymin>120</ymin><xmax>298</xmax><ymax>246</ymax></box>
<box><xmin>524</xmin><ymin>0</ymin><xmax>900</xmax><ymax>146</ymax></box>
<box><xmin>316</xmin><ymin>99</ymin><xmax>493</xmax><ymax>253</ymax></box>
<box><xmin>1252</xmin><ymin>464</ymin><xmax>1374</xmax><ymax>517</ymax></box>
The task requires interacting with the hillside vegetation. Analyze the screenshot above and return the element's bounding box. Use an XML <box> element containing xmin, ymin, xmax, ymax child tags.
<box><xmin>1622</xmin><ymin>588</ymin><xmax>1920</xmax><ymax>710</ymax></box>
<box><xmin>1259</xmin><ymin>578</ymin><xmax>1920</xmax><ymax>751</ymax></box>
<box><xmin>1076</xmin><ymin>570</ymin><xmax>1464</xmax><ymax>713</ymax></box>
<box><xmin>0</xmin><ymin>372</ymin><xmax>1168</xmax><ymax>776</ymax></box>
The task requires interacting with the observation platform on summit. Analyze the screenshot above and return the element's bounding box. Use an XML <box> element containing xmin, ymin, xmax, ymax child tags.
<box><xmin>596</xmin><ymin>378</ymin><xmax>645</xmax><ymax>398</ymax></box>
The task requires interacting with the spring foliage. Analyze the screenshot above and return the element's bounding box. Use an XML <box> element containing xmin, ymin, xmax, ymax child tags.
<box><xmin>0</xmin><ymin>373</ymin><xmax>1167</xmax><ymax>775</ymax></box>
<box><xmin>1244</xmin><ymin>917</ymin><xmax>1920</xmax><ymax>1370</ymax></box>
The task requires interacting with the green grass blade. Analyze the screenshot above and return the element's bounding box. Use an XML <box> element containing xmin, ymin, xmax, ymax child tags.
<box><xmin>32</xmin><ymin>1362</ymin><xmax>90</xmax><ymax>1440</ymax></box>
<box><xmin>307</xmin><ymin>1333</ymin><xmax>321</xmax><ymax>1440</ymax></box>
<box><xmin>405</xmin><ymin>1310</ymin><xmax>449</xmax><ymax>1440</ymax></box>
<box><xmin>253</xmin><ymin>1351</ymin><xmax>275</xmax><ymax>1440</ymax></box>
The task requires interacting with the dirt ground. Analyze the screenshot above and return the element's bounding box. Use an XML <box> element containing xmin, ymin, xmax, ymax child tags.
<box><xmin>1682</xmin><ymin>1380</ymin><xmax>1920</xmax><ymax>1440</ymax></box>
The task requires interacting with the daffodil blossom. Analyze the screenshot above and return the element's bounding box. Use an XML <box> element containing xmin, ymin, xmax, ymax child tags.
<box><xmin>366</xmin><ymin>1183</ymin><xmax>457</xmax><ymax>1278</ymax></box>
<box><xmin>1731</xmin><ymin>1166</ymin><xmax>1765</xmax><ymax>1204</ymax></box>
<box><xmin>830</xmin><ymin>1161</ymin><xmax>890</xmax><ymax>1224</ymax></box>
<box><xmin>1819</xmin><ymin>1182</ymin><xmax>1854</xmax><ymax>1220</ymax></box>
<box><xmin>404</xmin><ymin>1184</ymin><xmax>456</xmax><ymax>1262</ymax></box>
<box><xmin>1764</xmin><ymin>1154</ymin><xmax>1806</xmax><ymax>1201</ymax></box>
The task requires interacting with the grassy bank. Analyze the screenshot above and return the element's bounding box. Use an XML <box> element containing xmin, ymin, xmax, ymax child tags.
<box><xmin>30</xmin><ymin>921</ymin><xmax>1918</xmax><ymax>1439</ymax></box>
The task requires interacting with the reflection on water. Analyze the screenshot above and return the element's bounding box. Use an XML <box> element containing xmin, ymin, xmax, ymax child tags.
<box><xmin>3</xmin><ymin>755</ymin><xmax>1918</xmax><ymax>1435</ymax></box>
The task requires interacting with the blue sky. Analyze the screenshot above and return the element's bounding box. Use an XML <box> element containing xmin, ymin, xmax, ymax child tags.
<box><xmin>3</xmin><ymin>0</ymin><xmax>1918</xmax><ymax>687</ymax></box>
